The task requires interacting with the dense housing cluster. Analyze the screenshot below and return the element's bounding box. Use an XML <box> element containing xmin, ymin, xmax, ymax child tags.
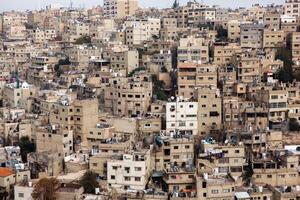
<box><xmin>1</xmin><ymin>0</ymin><xmax>300</xmax><ymax>199</ymax></box>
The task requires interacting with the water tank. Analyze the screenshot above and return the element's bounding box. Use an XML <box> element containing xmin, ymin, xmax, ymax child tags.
<box><xmin>95</xmin><ymin>187</ymin><xmax>100</xmax><ymax>194</ymax></box>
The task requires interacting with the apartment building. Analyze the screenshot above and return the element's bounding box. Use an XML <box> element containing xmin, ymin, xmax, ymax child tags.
<box><xmin>177</xmin><ymin>62</ymin><xmax>218</xmax><ymax>99</ymax></box>
<box><xmin>240</xmin><ymin>22</ymin><xmax>264</xmax><ymax>49</ymax></box>
<box><xmin>292</xmin><ymin>32</ymin><xmax>300</xmax><ymax>61</ymax></box>
<box><xmin>196</xmin><ymin>174</ymin><xmax>236</xmax><ymax>200</ymax></box>
<box><xmin>236</xmin><ymin>53</ymin><xmax>261</xmax><ymax>84</ymax></box>
<box><xmin>153</xmin><ymin>135</ymin><xmax>194</xmax><ymax>171</ymax></box>
<box><xmin>3</xmin><ymin>82</ymin><xmax>36</xmax><ymax>108</ymax></box>
<box><xmin>104</xmin><ymin>74</ymin><xmax>152</xmax><ymax>117</ymax></box>
<box><xmin>103</xmin><ymin>0</ymin><xmax>138</xmax><ymax>19</ymax></box>
<box><xmin>263</xmin><ymin>12</ymin><xmax>280</xmax><ymax>30</ymax></box>
<box><xmin>284</xmin><ymin>0</ymin><xmax>300</xmax><ymax>17</ymax></box>
<box><xmin>36</xmin><ymin>125</ymin><xmax>73</xmax><ymax>157</ymax></box>
<box><xmin>213</xmin><ymin>43</ymin><xmax>242</xmax><ymax>66</ymax></box>
<box><xmin>63</xmin><ymin>21</ymin><xmax>90</xmax><ymax>43</ymax></box>
<box><xmin>177</xmin><ymin>36</ymin><xmax>209</xmax><ymax>63</ymax></box>
<box><xmin>166</xmin><ymin>99</ymin><xmax>198</xmax><ymax>135</ymax></box>
<box><xmin>30</xmin><ymin>29</ymin><xmax>57</xmax><ymax>44</ymax></box>
<box><xmin>196</xmin><ymin>86</ymin><xmax>221</xmax><ymax>135</ymax></box>
<box><xmin>109</xmin><ymin>49</ymin><xmax>139</xmax><ymax>75</ymax></box>
<box><xmin>198</xmin><ymin>140</ymin><xmax>246</xmax><ymax>178</ymax></box>
<box><xmin>107</xmin><ymin>150</ymin><xmax>151</xmax><ymax>190</ymax></box>
<box><xmin>257</xmin><ymin>87</ymin><xmax>288</xmax><ymax>129</ymax></box>
<box><xmin>163</xmin><ymin>164</ymin><xmax>196</xmax><ymax>197</ymax></box>
<box><xmin>252</xmin><ymin>151</ymin><xmax>299</xmax><ymax>186</ymax></box>
<box><xmin>49</xmin><ymin>98</ymin><xmax>99</xmax><ymax>144</ymax></box>
<box><xmin>124</xmin><ymin>18</ymin><xmax>161</xmax><ymax>45</ymax></box>
<box><xmin>248</xmin><ymin>4</ymin><xmax>266</xmax><ymax>21</ymax></box>
<box><xmin>227</xmin><ymin>20</ymin><xmax>241</xmax><ymax>41</ymax></box>
<box><xmin>263</xmin><ymin>30</ymin><xmax>285</xmax><ymax>49</ymax></box>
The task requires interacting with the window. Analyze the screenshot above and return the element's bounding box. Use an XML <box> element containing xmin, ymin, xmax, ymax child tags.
<box><xmin>124</xmin><ymin>177</ymin><xmax>130</xmax><ymax>181</ymax></box>
<box><xmin>135</xmin><ymin>177</ymin><xmax>141</xmax><ymax>181</ymax></box>
<box><xmin>185</xmin><ymin>145</ymin><xmax>190</xmax><ymax>149</ymax></box>
<box><xmin>267</xmin><ymin>174</ymin><xmax>272</xmax><ymax>178</ymax></box>
<box><xmin>18</xmin><ymin>193</ymin><xmax>24</xmax><ymax>198</ymax></box>
<box><xmin>223</xmin><ymin>189</ymin><xmax>230</xmax><ymax>193</ymax></box>
<box><xmin>235</xmin><ymin>150</ymin><xmax>240</xmax><ymax>153</ymax></box>
<box><xmin>111</xmin><ymin>175</ymin><xmax>115</xmax><ymax>179</ymax></box>
<box><xmin>211</xmin><ymin>189</ymin><xmax>219</xmax><ymax>194</ymax></box>
<box><xmin>93</xmin><ymin>163</ymin><xmax>97</xmax><ymax>167</ymax></box>
<box><xmin>173</xmin><ymin>146</ymin><xmax>179</xmax><ymax>150</ymax></box>
<box><xmin>135</xmin><ymin>167</ymin><xmax>142</xmax><ymax>171</ymax></box>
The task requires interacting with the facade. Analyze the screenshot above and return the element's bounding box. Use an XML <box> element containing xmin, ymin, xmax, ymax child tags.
<box><xmin>166</xmin><ymin>99</ymin><xmax>198</xmax><ymax>135</ymax></box>
<box><xmin>103</xmin><ymin>0</ymin><xmax>139</xmax><ymax>19</ymax></box>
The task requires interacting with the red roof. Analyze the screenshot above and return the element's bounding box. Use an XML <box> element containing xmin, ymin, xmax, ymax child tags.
<box><xmin>0</xmin><ymin>168</ymin><xmax>13</xmax><ymax>177</ymax></box>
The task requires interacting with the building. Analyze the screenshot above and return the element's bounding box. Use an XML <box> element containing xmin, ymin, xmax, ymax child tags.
<box><xmin>284</xmin><ymin>0</ymin><xmax>300</xmax><ymax>17</ymax></box>
<box><xmin>103</xmin><ymin>0</ymin><xmax>139</xmax><ymax>19</ymax></box>
<box><xmin>196</xmin><ymin>86</ymin><xmax>221</xmax><ymax>135</ymax></box>
<box><xmin>177</xmin><ymin>36</ymin><xmax>209</xmax><ymax>63</ymax></box>
<box><xmin>177</xmin><ymin>62</ymin><xmax>218</xmax><ymax>99</ymax></box>
<box><xmin>107</xmin><ymin>150</ymin><xmax>151</xmax><ymax>190</ymax></box>
<box><xmin>166</xmin><ymin>99</ymin><xmax>198</xmax><ymax>135</ymax></box>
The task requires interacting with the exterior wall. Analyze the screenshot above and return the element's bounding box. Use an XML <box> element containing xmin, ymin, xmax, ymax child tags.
<box><xmin>166</xmin><ymin>100</ymin><xmax>198</xmax><ymax>135</ymax></box>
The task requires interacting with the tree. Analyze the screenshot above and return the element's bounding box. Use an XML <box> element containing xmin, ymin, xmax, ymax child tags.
<box><xmin>216</xmin><ymin>25</ymin><xmax>228</xmax><ymax>41</ymax></box>
<box><xmin>54</xmin><ymin>57</ymin><xmax>70</xmax><ymax>77</ymax></box>
<box><xmin>152</xmin><ymin>75</ymin><xmax>168</xmax><ymax>101</ymax></box>
<box><xmin>80</xmin><ymin>170</ymin><xmax>99</xmax><ymax>194</ymax></box>
<box><xmin>18</xmin><ymin>136</ymin><xmax>35</xmax><ymax>162</ymax></box>
<box><xmin>31</xmin><ymin>177</ymin><xmax>59</xmax><ymax>200</ymax></box>
<box><xmin>289</xmin><ymin>118</ymin><xmax>300</xmax><ymax>132</ymax></box>
<box><xmin>172</xmin><ymin>0</ymin><xmax>179</xmax><ymax>9</ymax></box>
<box><xmin>75</xmin><ymin>35</ymin><xmax>91</xmax><ymax>45</ymax></box>
<box><xmin>274</xmin><ymin>46</ymin><xmax>294</xmax><ymax>83</ymax></box>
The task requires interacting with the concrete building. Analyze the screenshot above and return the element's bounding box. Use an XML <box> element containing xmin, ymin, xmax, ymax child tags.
<box><xmin>292</xmin><ymin>32</ymin><xmax>300</xmax><ymax>61</ymax></box>
<box><xmin>177</xmin><ymin>36</ymin><xmax>209</xmax><ymax>63</ymax></box>
<box><xmin>166</xmin><ymin>99</ymin><xmax>198</xmax><ymax>135</ymax></box>
<box><xmin>103</xmin><ymin>0</ymin><xmax>139</xmax><ymax>19</ymax></box>
<box><xmin>284</xmin><ymin>0</ymin><xmax>300</xmax><ymax>17</ymax></box>
<box><xmin>177</xmin><ymin>62</ymin><xmax>217</xmax><ymax>99</ymax></box>
<box><xmin>196</xmin><ymin>86</ymin><xmax>221</xmax><ymax>135</ymax></box>
<box><xmin>240</xmin><ymin>22</ymin><xmax>264</xmax><ymax>49</ymax></box>
<box><xmin>107</xmin><ymin>150</ymin><xmax>151</xmax><ymax>190</ymax></box>
<box><xmin>104</xmin><ymin>74</ymin><xmax>152</xmax><ymax>117</ymax></box>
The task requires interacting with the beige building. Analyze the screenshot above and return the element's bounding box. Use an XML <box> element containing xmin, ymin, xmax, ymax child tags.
<box><xmin>196</xmin><ymin>174</ymin><xmax>236</xmax><ymax>200</ymax></box>
<box><xmin>177</xmin><ymin>36</ymin><xmax>209</xmax><ymax>63</ymax></box>
<box><xmin>177</xmin><ymin>62</ymin><xmax>218</xmax><ymax>99</ymax></box>
<box><xmin>110</xmin><ymin>49</ymin><xmax>139</xmax><ymax>75</ymax></box>
<box><xmin>196</xmin><ymin>86</ymin><xmax>221</xmax><ymax>135</ymax></box>
<box><xmin>213</xmin><ymin>43</ymin><xmax>242</xmax><ymax>66</ymax></box>
<box><xmin>104</xmin><ymin>74</ymin><xmax>152</xmax><ymax>117</ymax></box>
<box><xmin>3</xmin><ymin>82</ymin><xmax>36</xmax><ymax>108</ymax></box>
<box><xmin>107</xmin><ymin>150</ymin><xmax>151</xmax><ymax>190</ymax></box>
<box><xmin>227</xmin><ymin>20</ymin><xmax>241</xmax><ymax>42</ymax></box>
<box><xmin>103</xmin><ymin>0</ymin><xmax>138</xmax><ymax>19</ymax></box>
<box><xmin>284</xmin><ymin>0</ymin><xmax>300</xmax><ymax>17</ymax></box>
<box><xmin>263</xmin><ymin>12</ymin><xmax>280</xmax><ymax>30</ymax></box>
<box><xmin>240</xmin><ymin>22</ymin><xmax>264</xmax><ymax>49</ymax></box>
<box><xmin>292</xmin><ymin>32</ymin><xmax>300</xmax><ymax>61</ymax></box>
<box><xmin>263</xmin><ymin>30</ymin><xmax>285</xmax><ymax>49</ymax></box>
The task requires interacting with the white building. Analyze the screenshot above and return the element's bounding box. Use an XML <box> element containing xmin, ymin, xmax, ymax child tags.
<box><xmin>107</xmin><ymin>150</ymin><xmax>151</xmax><ymax>190</ymax></box>
<box><xmin>166</xmin><ymin>99</ymin><xmax>198</xmax><ymax>135</ymax></box>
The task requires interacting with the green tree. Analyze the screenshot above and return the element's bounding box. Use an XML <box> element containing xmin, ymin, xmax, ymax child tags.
<box><xmin>289</xmin><ymin>118</ymin><xmax>300</xmax><ymax>132</ymax></box>
<box><xmin>152</xmin><ymin>75</ymin><xmax>168</xmax><ymax>101</ymax></box>
<box><xmin>31</xmin><ymin>177</ymin><xmax>59</xmax><ymax>200</ymax></box>
<box><xmin>172</xmin><ymin>0</ymin><xmax>179</xmax><ymax>9</ymax></box>
<box><xmin>216</xmin><ymin>25</ymin><xmax>228</xmax><ymax>41</ymax></box>
<box><xmin>75</xmin><ymin>35</ymin><xmax>91</xmax><ymax>45</ymax></box>
<box><xmin>18</xmin><ymin>136</ymin><xmax>35</xmax><ymax>162</ymax></box>
<box><xmin>274</xmin><ymin>46</ymin><xmax>294</xmax><ymax>83</ymax></box>
<box><xmin>79</xmin><ymin>170</ymin><xmax>99</xmax><ymax>194</ymax></box>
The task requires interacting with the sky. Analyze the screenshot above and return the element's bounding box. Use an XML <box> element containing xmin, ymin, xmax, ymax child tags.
<box><xmin>0</xmin><ymin>0</ymin><xmax>284</xmax><ymax>12</ymax></box>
